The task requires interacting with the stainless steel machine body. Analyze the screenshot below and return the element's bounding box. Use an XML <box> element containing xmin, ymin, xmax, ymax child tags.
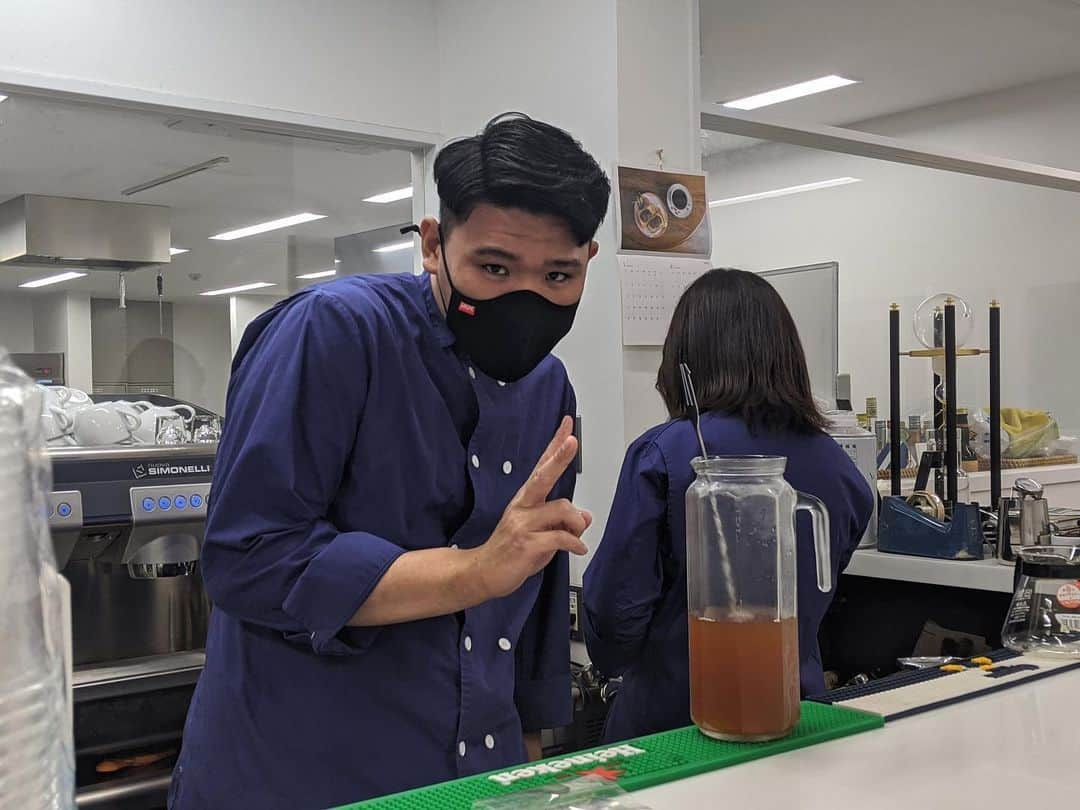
<box><xmin>49</xmin><ymin>429</ymin><xmax>216</xmax><ymax>808</ymax></box>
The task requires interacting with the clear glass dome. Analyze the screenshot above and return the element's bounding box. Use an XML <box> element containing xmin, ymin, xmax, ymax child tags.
<box><xmin>913</xmin><ymin>292</ymin><xmax>974</xmax><ymax>349</ymax></box>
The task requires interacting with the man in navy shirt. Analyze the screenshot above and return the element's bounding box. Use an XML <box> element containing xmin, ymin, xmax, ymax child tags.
<box><xmin>169</xmin><ymin>114</ymin><xmax>611</xmax><ymax>809</ymax></box>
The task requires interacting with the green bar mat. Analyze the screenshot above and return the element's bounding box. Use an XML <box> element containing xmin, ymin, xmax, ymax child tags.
<box><xmin>337</xmin><ymin>702</ymin><xmax>882</xmax><ymax>810</ymax></box>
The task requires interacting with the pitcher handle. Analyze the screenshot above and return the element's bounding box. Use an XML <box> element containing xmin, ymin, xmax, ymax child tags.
<box><xmin>796</xmin><ymin>491</ymin><xmax>832</xmax><ymax>593</ymax></box>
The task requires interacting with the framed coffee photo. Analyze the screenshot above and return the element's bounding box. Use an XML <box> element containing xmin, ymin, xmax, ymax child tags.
<box><xmin>614</xmin><ymin>165</ymin><xmax>712</xmax><ymax>258</ymax></box>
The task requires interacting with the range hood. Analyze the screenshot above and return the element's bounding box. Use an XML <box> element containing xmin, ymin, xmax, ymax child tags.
<box><xmin>0</xmin><ymin>195</ymin><xmax>170</xmax><ymax>271</ymax></box>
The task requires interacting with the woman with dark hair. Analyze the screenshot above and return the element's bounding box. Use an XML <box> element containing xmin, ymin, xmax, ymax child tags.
<box><xmin>582</xmin><ymin>268</ymin><xmax>873</xmax><ymax>744</ymax></box>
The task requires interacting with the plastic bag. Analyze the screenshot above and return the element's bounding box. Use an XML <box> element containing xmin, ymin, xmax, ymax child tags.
<box><xmin>0</xmin><ymin>349</ymin><xmax>76</xmax><ymax>808</ymax></box>
<box><xmin>1000</xmin><ymin>408</ymin><xmax>1059</xmax><ymax>458</ymax></box>
<box><xmin>970</xmin><ymin>409</ymin><xmax>1010</xmax><ymax>460</ymax></box>
<box><xmin>898</xmin><ymin>656</ymin><xmax>961</xmax><ymax>669</ymax></box>
<box><xmin>971</xmin><ymin>407</ymin><xmax>1058</xmax><ymax>460</ymax></box>
<box><xmin>473</xmin><ymin>776</ymin><xmax>654</xmax><ymax>810</ymax></box>
<box><xmin>1052</xmin><ymin>435</ymin><xmax>1080</xmax><ymax>457</ymax></box>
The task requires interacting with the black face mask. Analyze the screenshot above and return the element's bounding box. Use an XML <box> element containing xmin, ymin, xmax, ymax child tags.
<box><xmin>436</xmin><ymin>227</ymin><xmax>579</xmax><ymax>382</ymax></box>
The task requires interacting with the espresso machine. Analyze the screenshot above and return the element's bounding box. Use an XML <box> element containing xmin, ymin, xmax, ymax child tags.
<box><xmin>47</xmin><ymin>398</ymin><xmax>217</xmax><ymax>808</ymax></box>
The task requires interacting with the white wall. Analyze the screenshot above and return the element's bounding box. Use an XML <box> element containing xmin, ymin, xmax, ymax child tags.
<box><xmin>334</xmin><ymin>224</ymin><xmax>414</xmax><ymax>278</ymax></box>
<box><xmin>857</xmin><ymin>72</ymin><xmax>1080</xmax><ymax>170</ymax></box>
<box><xmin>10</xmin><ymin>292</ymin><xmax>229</xmax><ymax>403</ymax></box>
<box><xmin>705</xmin><ymin>74</ymin><xmax>1080</xmax><ymax>431</ymax></box>
<box><xmin>0</xmin><ymin>297</ymin><xmax>36</xmax><ymax>354</ymax></box>
<box><xmin>229</xmin><ymin>295</ymin><xmax>283</xmax><ymax>359</ymax></box>
<box><xmin>3</xmin><ymin>0</ymin><xmax>440</xmax><ymax>137</ymax></box>
<box><xmin>173</xmin><ymin>300</ymin><xmax>231</xmax><ymax>415</ymax></box>
<box><xmin>31</xmin><ymin>294</ymin><xmax>67</xmax><ymax>353</ymax></box>
<box><xmin>435</xmin><ymin>0</ymin><xmax>622</xmax><ymax>584</ymax></box>
<box><xmin>617</xmin><ymin>0</ymin><xmax>701</xmax><ymax>442</ymax></box>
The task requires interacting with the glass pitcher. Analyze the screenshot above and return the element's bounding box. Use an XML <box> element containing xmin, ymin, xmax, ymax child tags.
<box><xmin>685</xmin><ymin>456</ymin><xmax>832</xmax><ymax>741</ymax></box>
<box><xmin>1002</xmin><ymin>545</ymin><xmax>1080</xmax><ymax>657</ymax></box>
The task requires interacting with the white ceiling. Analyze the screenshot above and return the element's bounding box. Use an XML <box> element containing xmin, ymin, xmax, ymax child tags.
<box><xmin>700</xmin><ymin>0</ymin><xmax>1080</xmax><ymax>152</ymax></box>
<box><xmin>0</xmin><ymin>94</ymin><xmax>413</xmax><ymax>300</ymax></box>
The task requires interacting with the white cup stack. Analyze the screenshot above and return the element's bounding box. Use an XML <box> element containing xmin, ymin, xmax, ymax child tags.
<box><xmin>35</xmin><ymin>385</ymin><xmax>201</xmax><ymax>447</ymax></box>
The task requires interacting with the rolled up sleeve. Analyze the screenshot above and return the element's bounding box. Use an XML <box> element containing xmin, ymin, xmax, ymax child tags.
<box><xmin>281</xmin><ymin>526</ymin><xmax>405</xmax><ymax>655</ymax></box>
<box><xmin>202</xmin><ymin>290</ymin><xmax>405</xmax><ymax>656</ymax></box>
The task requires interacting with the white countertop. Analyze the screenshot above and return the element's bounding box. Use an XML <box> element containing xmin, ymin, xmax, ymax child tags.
<box><xmin>843</xmin><ymin>547</ymin><xmax>1016</xmax><ymax>592</ymax></box>
<box><xmin>633</xmin><ymin>669</ymin><xmax>1080</xmax><ymax>808</ymax></box>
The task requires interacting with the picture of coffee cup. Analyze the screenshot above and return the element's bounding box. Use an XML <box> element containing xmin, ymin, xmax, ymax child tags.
<box><xmin>616</xmin><ymin>166</ymin><xmax>710</xmax><ymax>255</ymax></box>
<box><xmin>667</xmin><ymin>183</ymin><xmax>693</xmax><ymax>219</ymax></box>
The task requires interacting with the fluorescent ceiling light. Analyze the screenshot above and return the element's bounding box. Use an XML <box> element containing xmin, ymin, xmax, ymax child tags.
<box><xmin>296</xmin><ymin>269</ymin><xmax>337</xmax><ymax>280</ymax></box>
<box><xmin>709</xmin><ymin>177</ymin><xmax>861</xmax><ymax>207</ymax></box>
<box><xmin>0</xmin><ymin>95</ymin><xmax>7</xmax><ymax>104</ymax></box>
<box><xmin>373</xmin><ymin>240</ymin><xmax>414</xmax><ymax>254</ymax></box>
<box><xmin>169</xmin><ymin>247</ymin><xmax>189</xmax><ymax>256</ymax></box>
<box><xmin>200</xmin><ymin>281</ymin><xmax>277</xmax><ymax>296</ymax></box>
<box><xmin>363</xmin><ymin>186</ymin><xmax>412</xmax><ymax>204</ymax></box>
<box><xmin>722</xmin><ymin>75</ymin><xmax>858</xmax><ymax>111</ymax></box>
<box><xmin>20</xmin><ymin>271</ymin><xmax>88</xmax><ymax>289</ymax></box>
<box><xmin>122</xmin><ymin>156</ymin><xmax>229</xmax><ymax>197</ymax></box>
<box><xmin>209</xmin><ymin>212</ymin><xmax>325</xmax><ymax>241</ymax></box>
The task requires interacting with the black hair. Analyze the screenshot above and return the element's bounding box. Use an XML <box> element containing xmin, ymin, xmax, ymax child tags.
<box><xmin>657</xmin><ymin>268</ymin><xmax>827</xmax><ymax>435</ymax></box>
<box><xmin>433</xmin><ymin>112</ymin><xmax>611</xmax><ymax>246</ymax></box>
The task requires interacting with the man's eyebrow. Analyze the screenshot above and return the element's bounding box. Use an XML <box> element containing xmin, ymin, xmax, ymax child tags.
<box><xmin>546</xmin><ymin>257</ymin><xmax>584</xmax><ymax>269</ymax></box>
<box><xmin>469</xmin><ymin>246</ymin><xmax>583</xmax><ymax>269</ymax></box>
<box><xmin>470</xmin><ymin>246</ymin><xmax>521</xmax><ymax>262</ymax></box>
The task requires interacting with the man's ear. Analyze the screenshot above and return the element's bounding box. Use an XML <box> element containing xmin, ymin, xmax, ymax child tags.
<box><xmin>587</xmin><ymin>239</ymin><xmax>600</xmax><ymax>261</ymax></box>
<box><xmin>419</xmin><ymin>217</ymin><xmax>442</xmax><ymax>276</ymax></box>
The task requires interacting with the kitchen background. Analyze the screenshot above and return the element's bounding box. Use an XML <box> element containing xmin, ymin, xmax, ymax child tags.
<box><xmin>1</xmin><ymin>0</ymin><xmax>1079</xmax><ymax>565</ymax></box>
<box><xmin>0</xmin><ymin>94</ymin><xmax>417</xmax><ymax>416</ymax></box>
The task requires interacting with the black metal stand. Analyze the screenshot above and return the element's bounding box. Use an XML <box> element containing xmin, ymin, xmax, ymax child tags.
<box><xmin>933</xmin><ymin>310</ymin><xmax>945</xmax><ymax>500</ymax></box>
<box><xmin>890</xmin><ymin>304</ymin><xmax>902</xmax><ymax>497</ymax></box>
<box><xmin>885</xmin><ymin>300</ymin><xmax>1002</xmax><ymax>511</ymax></box>
<box><xmin>989</xmin><ymin>301</ymin><xmax>1002</xmax><ymax>508</ymax></box>
<box><xmin>944</xmin><ymin>300</ymin><xmax>959</xmax><ymax>505</ymax></box>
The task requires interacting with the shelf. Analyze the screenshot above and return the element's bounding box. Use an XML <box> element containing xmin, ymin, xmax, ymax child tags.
<box><xmin>843</xmin><ymin>548</ymin><xmax>1015</xmax><ymax>593</ymax></box>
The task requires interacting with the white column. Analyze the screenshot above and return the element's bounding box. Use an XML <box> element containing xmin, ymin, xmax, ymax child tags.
<box><xmin>64</xmin><ymin>294</ymin><xmax>93</xmax><ymax>392</ymax></box>
<box><xmin>435</xmin><ymin>0</ymin><xmax>623</xmax><ymax>584</ymax></box>
<box><xmin>31</xmin><ymin>292</ymin><xmax>93</xmax><ymax>391</ymax></box>
<box><xmin>618</xmin><ymin>0</ymin><xmax>702</xmax><ymax>442</ymax></box>
<box><xmin>433</xmin><ymin>0</ymin><xmax>700</xmax><ymax>581</ymax></box>
<box><xmin>411</xmin><ymin>150</ymin><xmax>432</xmax><ymax>276</ymax></box>
<box><xmin>229</xmin><ymin>295</ymin><xmax>282</xmax><ymax>358</ymax></box>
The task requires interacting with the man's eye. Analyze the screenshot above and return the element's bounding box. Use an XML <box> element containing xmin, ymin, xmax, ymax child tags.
<box><xmin>481</xmin><ymin>264</ymin><xmax>509</xmax><ymax>276</ymax></box>
<box><xmin>546</xmin><ymin>272</ymin><xmax>570</xmax><ymax>283</ymax></box>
